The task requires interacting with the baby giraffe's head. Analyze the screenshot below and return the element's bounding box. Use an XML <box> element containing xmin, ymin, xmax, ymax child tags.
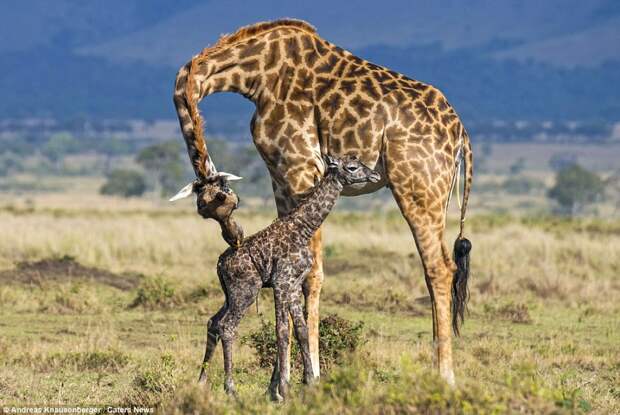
<box><xmin>325</xmin><ymin>154</ymin><xmax>381</xmax><ymax>185</ymax></box>
<box><xmin>169</xmin><ymin>173</ymin><xmax>244</xmax><ymax>247</ymax></box>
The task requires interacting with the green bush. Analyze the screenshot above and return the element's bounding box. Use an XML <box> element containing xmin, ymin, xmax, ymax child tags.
<box><xmin>100</xmin><ymin>169</ymin><xmax>147</xmax><ymax>197</ymax></box>
<box><xmin>125</xmin><ymin>353</ymin><xmax>180</xmax><ymax>407</ymax></box>
<box><xmin>130</xmin><ymin>276</ymin><xmax>178</xmax><ymax>309</ymax></box>
<box><xmin>242</xmin><ymin>314</ymin><xmax>365</xmax><ymax>373</ymax></box>
<box><xmin>136</xmin><ymin>141</ymin><xmax>185</xmax><ymax>196</ymax></box>
<box><xmin>548</xmin><ymin>164</ymin><xmax>605</xmax><ymax>215</ymax></box>
<box><xmin>133</xmin><ymin>354</ymin><xmax>178</xmax><ymax>394</ymax></box>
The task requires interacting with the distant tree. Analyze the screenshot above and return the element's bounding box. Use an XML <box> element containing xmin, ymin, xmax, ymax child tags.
<box><xmin>98</xmin><ymin>138</ymin><xmax>131</xmax><ymax>174</ymax></box>
<box><xmin>42</xmin><ymin>132</ymin><xmax>79</xmax><ymax>170</ymax></box>
<box><xmin>606</xmin><ymin>171</ymin><xmax>620</xmax><ymax>215</ymax></box>
<box><xmin>481</xmin><ymin>142</ymin><xmax>493</xmax><ymax>158</ymax></box>
<box><xmin>473</xmin><ymin>142</ymin><xmax>493</xmax><ymax>173</ymax></box>
<box><xmin>548</xmin><ymin>152</ymin><xmax>577</xmax><ymax>172</ymax></box>
<box><xmin>0</xmin><ymin>153</ymin><xmax>23</xmax><ymax>176</ymax></box>
<box><xmin>100</xmin><ymin>169</ymin><xmax>147</xmax><ymax>197</ymax></box>
<box><xmin>548</xmin><ymin>164</ymin><xmax>605</xmax><ymax>215</ymax></box>
<box><xmin>509</xmin><ymin>157</ymin><xmax>526</xmax><ymax>175</ymax></box>
<box><xmin>0</xmin><ymin>136</ymin><xmax>31</xmax><ymax>156</ymax></box>
<box><xmin>136</xmin><ymin>140</ymin><xmax>185</xmax><ymax>196</ymax></box>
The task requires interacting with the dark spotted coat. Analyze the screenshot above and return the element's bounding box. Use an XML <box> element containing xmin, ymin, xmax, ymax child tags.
<box><xmin>198</xmin><ymin>155</ymin><xmax>379</xmax><ymax>399</ymax></box>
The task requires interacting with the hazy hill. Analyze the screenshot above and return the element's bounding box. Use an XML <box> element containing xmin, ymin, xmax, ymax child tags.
<box><xmin>1</xmin><ymin>0</ymin><xmax>618</xmax><ymax>127</ymax></box>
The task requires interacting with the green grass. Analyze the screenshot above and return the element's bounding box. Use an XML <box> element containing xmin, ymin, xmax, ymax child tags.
<box><xmin>0</xmin><ymin>202</ymin><xmax>618</xmax><ymax>413</ymax></box>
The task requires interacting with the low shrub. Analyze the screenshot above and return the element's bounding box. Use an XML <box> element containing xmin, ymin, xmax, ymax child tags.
<box><xmin>125</xmin><ymin>353</ymin><xmax>180</xmax><ymax>407</ymax></box>
<box><xmin>130</xmin><ymin>276</ymin><xmax>179</xmax><ymax>309</ymax></box>
<box><xmin>100</xmin><ymin>169</ymin><xmax>147</xmax><ymax>198</ymax></box>
<box><xmin>242</xmin><ymin>314</ymin><xmax>365</xmax><ymax>374</ymax></box>
<box><xmin>484</xmin><ymin>302</ymin><xmax>532</xmax><ymax>324</ymax></box>
<box><xmin>37</xmin><ymin>283</ymin><xmax>104</xmax><ymax>314</ymax></box>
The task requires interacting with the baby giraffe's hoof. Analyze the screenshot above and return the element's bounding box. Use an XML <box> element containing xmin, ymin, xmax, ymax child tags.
<box><xmin>304</xmin><ymin>376</ymin><xmax>318</xmax><ymax>386</ymax></box>
<box><xmin>267</xmin><ymin>386</ymin><xmax>283</xmax><ymax>402</ymax></box>
<box><xmin>224</xmin><ymin>381</ymin><xmax>237</xmax><ymax>397</ymax></box>
<box><xmin>198</xmin><ymin>368</ymin><xmax>207</xmax><ymax>384</ymax></box>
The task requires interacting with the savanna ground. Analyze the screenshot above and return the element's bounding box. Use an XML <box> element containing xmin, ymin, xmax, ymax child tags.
<box><xmin>0</xmin><ymin>142</ymin><xmax>619</xmax><ymax>414</ymax></box>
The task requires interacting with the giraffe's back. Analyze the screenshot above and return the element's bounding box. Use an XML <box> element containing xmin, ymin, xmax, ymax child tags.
<box><xmin>248</xmin><ymin>26</ymin><xmax>465</xmax><ymax>191</ymax></box>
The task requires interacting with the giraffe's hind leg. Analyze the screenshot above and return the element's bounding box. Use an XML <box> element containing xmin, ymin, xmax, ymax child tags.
<box><xmin>386</xmin><ymin>135</ymin><xmax>459</xmax><ymax>385</ymax></box>
<box><xmin>198</xmin><ymin>305</ymin><xmax>227</xmax><ymax>383</ymax></box>
<box><xmin>217</xmin><ymin>278</ymin><xmax>261</xmax><ymax>395</ymax></box>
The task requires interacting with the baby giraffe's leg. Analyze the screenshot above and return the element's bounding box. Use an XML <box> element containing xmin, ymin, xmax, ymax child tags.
<box><xmin>198</xmin><ymin>305</ymin><xmax>227</xmax><ymax>382</ymax></box>
<box><xmin>218</xmin><ymin>286</ymin><xmax>260</xmax><ymax>395</ymax></box>
<box><xmin>268</xmin><ymin>356</ymin><xmax>281</xmax><ymax>400</ymax></box>
<box><xmin>221</xmin><ymin>336</ymin><xmax>235</xmax><ymax>395</ymax></box>
<box><xmin>290</xmin><ymin>286</ymin><xmax>315</xmax><ymax>385</ymax></box>
<box><xmin>273</xmin><ymin>285</ymin><xmax>291</xmax><ymax>401</ymax></box>
<box><xmin>219</xmin><ymin>311</ymin><xmax>243</xmax><ymax>396</ymax></box>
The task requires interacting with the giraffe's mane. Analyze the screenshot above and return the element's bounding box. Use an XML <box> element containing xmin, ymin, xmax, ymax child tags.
<box><xmin>195</xmin><ymin>19</ymin><xmax>317</xmax><ymax>59</ymax></box>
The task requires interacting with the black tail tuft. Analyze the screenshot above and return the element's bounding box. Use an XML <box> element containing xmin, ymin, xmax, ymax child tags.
<box><xmin>452</xmin><ymin>237</ymin><xmax>472</xmax><ymax>336</ymax></box>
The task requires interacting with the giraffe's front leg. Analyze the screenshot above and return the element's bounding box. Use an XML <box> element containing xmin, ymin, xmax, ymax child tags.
<box><xmin>270</xmin><ymin>177</ymin><xmax>324</xmax><ymax>382</ymax></box>
<box><xmin>303</xmin><ymin>229</ymin><xmax>324</xmax><ymax>379</ymax></box>
<box><xmin>273</xmin><ymin>285</ymin><xmax>291</xmax><ymax>401</ymax></box>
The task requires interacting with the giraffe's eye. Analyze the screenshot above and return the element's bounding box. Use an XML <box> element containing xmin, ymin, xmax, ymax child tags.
<box><xmin>344</xmin><ymin>165</ymin><xmax>359</xmax><ymax>173</ymax></box>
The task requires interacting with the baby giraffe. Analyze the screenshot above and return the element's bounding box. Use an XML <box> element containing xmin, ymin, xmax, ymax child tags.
<box><xmin>198</xmin><ymin>154</ymin><xmax>380</xmax><ymax>400</ymax></box>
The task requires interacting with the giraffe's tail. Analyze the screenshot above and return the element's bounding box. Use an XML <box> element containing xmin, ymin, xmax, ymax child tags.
<box><xmin>452</xmin><ymin>129</ymin><xmax>473</xmax><ymax>336</ymax></box>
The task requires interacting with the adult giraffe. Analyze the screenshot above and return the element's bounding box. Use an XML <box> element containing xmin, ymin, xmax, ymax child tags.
<box><xmin>171</xmin><ymin>19</ymin><xmax>473</xmax><ymax>386</ymax></box>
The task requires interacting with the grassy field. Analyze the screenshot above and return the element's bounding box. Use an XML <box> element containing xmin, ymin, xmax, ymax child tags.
<box><xmin>0</xmin><ymin>193</ymin><xmax>618</xmax><ymax>414</ymax></box>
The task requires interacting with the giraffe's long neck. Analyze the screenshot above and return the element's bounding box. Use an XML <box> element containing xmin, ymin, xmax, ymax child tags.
<box><xmin>289</xmin><ymin>173</ymin><xmax>343</xmax><ymax>240</ymax></box>
<box><xmin>175</xmin><ymin>24</ymin><xmax>329</xmax><ymax>178</ymax></box>
<box><xmin>192</xmin><ymin>55</ymin><xmax>264</xmax><ymax>103</ymax></box>
<box><xmin>174</xmin><ymin>39</ymin><xmax>272</xmax><ymax>177</ymax></box>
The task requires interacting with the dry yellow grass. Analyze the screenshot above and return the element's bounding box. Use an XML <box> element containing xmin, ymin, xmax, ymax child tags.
<box><xmin>0</xmin><ymin>193</ymin><xmax>618</xmax><ymax>413</ymax></box>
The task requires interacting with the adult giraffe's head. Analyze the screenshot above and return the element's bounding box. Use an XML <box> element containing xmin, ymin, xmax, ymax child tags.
<box><xmin>169</xmin><ymin>159</ymin><xmax>244</xmax><ymax>247</ymax></box>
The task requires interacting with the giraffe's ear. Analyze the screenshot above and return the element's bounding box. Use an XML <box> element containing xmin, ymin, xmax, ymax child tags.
<box><xmin>216</xmin><ymin>172</ymin><xmax>243</xmax><ymax>181</ymax></box>
<box><xmin>324</xmin><ymin>154</ymin><xmax>339</xmax><ymax>169</ymax></box>
<box><xmin>206</xmin><ymin>171</ymin><xmax>243</xmax><ymax>182</ymax></box>
<box><xmin>169</xmin><ymin>182</ymin><xmax>195</xmax><ymax>202</ymax></box>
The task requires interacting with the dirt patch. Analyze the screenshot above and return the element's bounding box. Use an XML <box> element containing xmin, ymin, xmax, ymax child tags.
<box><xmin>484</xmin><ymin>302</ymin><xmax>532</xmax><ymax>324</ymax></box>
<box><xmin>324</xmin><ymin>248</ymin><xmax>405</xmax><ymax>276</ymax></box>
<box><xmin>325</xmin><ymin>288</ymin><xmax>428</xmax><ymax>316</ymax></box>
<box><xmin>0</xmin><ymin>255</ymin><xmax>141</xmax><ymax>290</ymax></box>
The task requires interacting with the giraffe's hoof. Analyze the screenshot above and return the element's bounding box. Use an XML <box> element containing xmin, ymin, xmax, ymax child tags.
<box><xmin>224</xmin><ymin>380</ymin><xmax>237</xmax><ymax>397</ymax></box>
<box><xmin>441</xmin><ymin>369</ymin><xmax>456</xmax><ymax>387</ymax></box>
<box><xmin>198</xmin><ymin>370</ymin><xmax>207</xmax><ymax>384</ymax></box>
<box><xmin>305</xmin><ymin>376</ymin><xmax>318</xmax><ymax>386</ymax></box>
<box><xmin>267</xmin><ymin>387</ymin><xmax>283</xmax><ymax>402</ymax></box>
